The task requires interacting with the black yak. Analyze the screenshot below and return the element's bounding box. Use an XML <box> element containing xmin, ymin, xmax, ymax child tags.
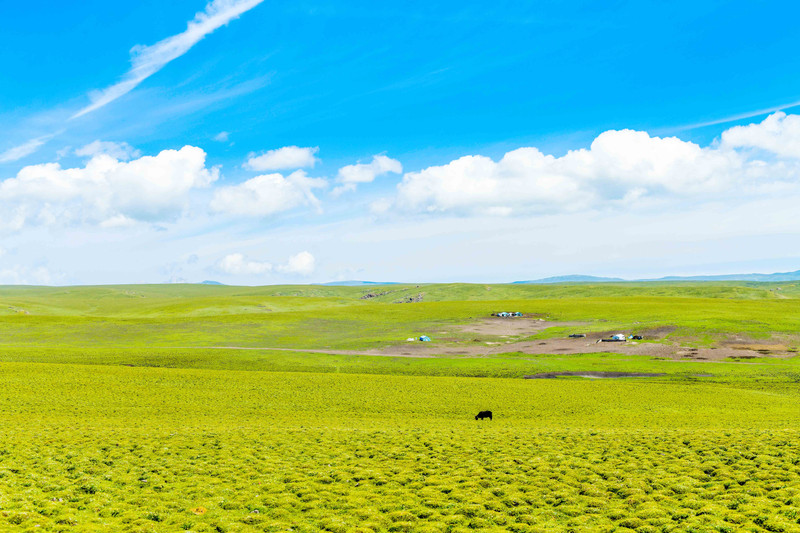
<box><xmin>475</xmin><ymin>410</ymin><xmax>492</xmax><ymax>420</ymax></box>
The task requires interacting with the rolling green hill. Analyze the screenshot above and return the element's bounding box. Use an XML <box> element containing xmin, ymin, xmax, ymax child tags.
<box><xmin>2</xmin><ymin>282</ymin><xmax>800</xmax><ymax>531</ymax></box>
<box><xmin>1</xmin><ymin>283</ymin><xmax>799</xmax><ymax>353</ymax></box>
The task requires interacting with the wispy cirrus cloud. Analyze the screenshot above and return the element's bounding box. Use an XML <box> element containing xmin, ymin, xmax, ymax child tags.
<box><xmin>674</xmin><ymin>100</ymin><xmax>800</xmax><ymax>131</ymax></box>
<box><xmin>0</xmin><ymin>133</ymin><xmax>59</xmax><ymax>163</ymax></box>
<box><xmin>0</xmin><ymin>0</ymin><xmax>264</xmax><ymax>164</ymax></box>
<box><xmin>71</xmin><ymin>0</ymin><xmax>264</xmax><ymax>119</ymax></box>
<box><xmin>75</xmin><ymin>140</ymin><xmax>141</xmax><ymax>160</ymax></box>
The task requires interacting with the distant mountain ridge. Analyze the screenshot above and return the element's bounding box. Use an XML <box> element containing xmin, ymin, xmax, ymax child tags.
<box><xmin>514</xmin><ymin>269</ymin><xmax>800</xmax><ymax>284</ymax></box>
<box><xmin>513</xmin><ymin>275</ymin><xmax>624</xmax><ymax>284</ymax></box>
<box><xmin>319</xmin><ymin>280</ymin><xmax>403</xmax><ymax>286</ymax></box>
<box><xmin>302</xmin><ymin>270</ymin><xmax>800</xmax><ymax>287</ymax></box>
<box><xmin>651</xmin><ymin>269</ymin><xmax>800</xmax><ymax>282</ymax></box>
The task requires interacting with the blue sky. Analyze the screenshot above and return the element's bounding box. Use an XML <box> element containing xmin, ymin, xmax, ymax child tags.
<box><xmin>2</xmin><ymin>0</ymin><xmax>800</xmax><ymax>284</ymax></box>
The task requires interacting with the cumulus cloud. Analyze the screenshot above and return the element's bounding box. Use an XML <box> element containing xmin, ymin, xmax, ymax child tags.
<box><xmin>720</xmin><ymin>112</ymin><xmax>800</xmax><ymax>158</ymax></box>
<box><xmin>217</xmin><ymin>251</ymin><xmax>315</xmax><ymax>277</ymax></box>
<box><xmin>75</xmin><ymin>140</ymin><xmax>141</xmax><ymax>161</ymax></box>
<box><xmin>71</xmin><ymin>0</ymin><xmax>264</xmax><ymax>119</ymax></box>
<box><xmin>333</xmin><ymin>155</ymin><xmax>402</xmax><ymax>195</ymax></box>
<box><xmin>213</xmin><ymin>131</ymin><xmax>230</xmax><ymax>142</ymax></box>
<box><xmin>210</xmin><ymin>170</ymin><xmax>326</xmax><ymax>216</ymax></box>
<box><xmin>393</xmin><ymin>113</ymin><xmax>800</xmax><ymax>215</ymax></box>
<box><xmin>216</xmin><ymin>253</ymin><xmax>272</xmax><ymax>274</ymax></box>
<box><xmin>244</xmin><ymin>146</ymin><xmax>319</xmax><ymax>171</ymax></box>
<box><xmin>0</xmin><ymin>145</ymin><xmax>218</xmax><ymax>229</ymax></box>
<box><xmin>276</xmin><ymin>251</ymin><xmax>315</xmax><ymax>275</ymax></box>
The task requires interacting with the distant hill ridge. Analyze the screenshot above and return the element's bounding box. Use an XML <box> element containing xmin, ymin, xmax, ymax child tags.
<box><xmin>196</xmin><ymin>270</ymin><xmax>800</xmax><ymax>287</ymax></box>
<box><xmin>513</xmin><ymin>275</ymin><xmax>624</xmax><ymax>284</ymax></box>
<box><xmin>319</xmin><ymin>280</ymin><xmax>402</xmax><ymax>286</ymax></box>
<box><xmin>514</xmin><ymin>269</ymin><xmax>800</xmax><ymax>284</ymax></box>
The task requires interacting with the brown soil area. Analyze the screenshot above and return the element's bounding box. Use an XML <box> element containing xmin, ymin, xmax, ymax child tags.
<box><xmin>375</xmin><ymin>319</ymin><xmax>798</xmax><ymax>361</ymax></box>
<box><xmin>176</xmin><ymin>319</ymin><xmax>797</xmax><ymax>362</ymax></box>
<box><xmin>727</xmin><ymin>344</ymin><xmax>789</xmax><ymax>351</ymax></box>
<box><xmin>524</xmin><ymin>371</ymin><xmax>666</xmax><ymax>379</ymax></box>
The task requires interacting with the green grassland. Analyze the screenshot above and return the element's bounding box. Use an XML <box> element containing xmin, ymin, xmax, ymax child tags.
<box><xmin>2</xmin><ymin>282</ymin><xmax>800</xmax><ymax>532</ymax></box>
<box><xmin>2</xmin><ymin>282</ymin><xmax>800</xmax><ymax>352</ymax></box>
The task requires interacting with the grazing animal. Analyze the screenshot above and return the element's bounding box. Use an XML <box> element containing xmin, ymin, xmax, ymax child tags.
<box><xmin>475</xmin><ymin>410</ymin><xmax>493</xmax><ymax>421</ymax></box>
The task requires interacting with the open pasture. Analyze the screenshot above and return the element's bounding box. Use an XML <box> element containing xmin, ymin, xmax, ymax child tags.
<box><xmin>2</xmin><ymin>282</ymin><xmax>800</xmax><ymax>532</ymax></box>
<box><xmin>2</xmin><ymin>365</ymin><xmax>800</xmax><ymax>532</ymax></box>
<box><xmin>1</xmin><ymin>282</ymin><xmax>800</xmax><ymax>354</ymax></box>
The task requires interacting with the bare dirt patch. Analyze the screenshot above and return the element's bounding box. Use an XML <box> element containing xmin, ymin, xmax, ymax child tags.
<box><xmin>182</xmin><ymin>320</ymin><xmax>796</xmax><ymax>362</ymax></box>
<box><xmin>726</xmin><ymin>343</ymin><xmax>789</xmax><ymax>352</ymax></box>
<box><xmin>524</xmin><ymin>371</ymin><xmax>666</xmax><ymax>379</ymax></box>
<box><xmin>376</xmin><ymin>319</ymin><xmax>798</xmax><ymax>361</ymax></box>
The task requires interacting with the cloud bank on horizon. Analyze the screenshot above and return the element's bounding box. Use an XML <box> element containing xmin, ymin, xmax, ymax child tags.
<box><xmin>3</xmin><ymin>111</ymin><xmax>800</xmax><ymax>226</ymax></box>
<box><xmin>3</xmin><ymin>1</ymin><xmax>800</xmax><ymax>284</ymax></box>
<box><xmin>391</xmin><ymin>112</ymin><xmax>800</xmax><ymax>215</ymax></box>
<box><xmin>216</xmin><ymin>251</ymin><xmax>315</xmax><ymax>276</ymax></box>
<box><xmin>3</xmin><ymin>111</ymin><xmax>800</xmax><ymax>283</ymax></box>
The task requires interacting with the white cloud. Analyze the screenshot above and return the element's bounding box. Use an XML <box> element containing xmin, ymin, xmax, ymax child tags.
<box><xmin>213</xmin><ymin>131</ymin><xmax>230</xmax><ymax>142</ymax></box>
<box><xmin>0</xmin><ymin>145</ymin><xmax>218</xmax><ymax>229</ymax></box>
<box><xmin>216</xmin><ymin>250</ymin><xmax>316</xmax><ymax>277</ymax></box>
<box><xmin>276</xmin><ymin>251</ymin><xmax>315</xmax><ymax>275</ymax></box>
<box><xmin>394</xmin><ymin>113</ymin><xmax>800</xmax><ymax>215</ymax></box>
<box><xmin>396</xmin><ymin>149</ymin><xmax>584</xmax><ymax>215</ymax></box>
<box><xmin>0</xmin><ymin>265</ymin><xmax>55</xmax><ymax>285</ymax></box>
<box><xmin>71</xmin><ymin>0</ymin><xmax>264</xmax><ymax>119</ymax></box>
<box><xmin>216</xmin><ymin>252</ymin><xmax>272</xmax><ymax>274</ymax></box>
<box><xmin>333</xmin><ymin>155</ymin><xmax>402</xmax><ymax>195</ymax></box>
<box><xmin>98</xmin><ymin>214</ymin><xmax>138</xmax><ymax>228</ymax></box>
<box><xmin>75</xmin><ymin>140</ymin><xmax>141</xmax><ymax>161</ymax></box>
<box><xmin>369</xmin><ymin>197</ymin><xmax>393</xmax><ymax>214</ymax></box>
<box><xmin>244</xmin><ymin>146</ymin><xmax>319</xmax><ymax>171</ymax></box>
<box><xmin>210</xmin><ymin>170</ymin><xmax>326</xmax><ymax>216</ymax></box>
<box><xmin>0</xmin><ymin>134</ymin><xmax>55</xmax><ymax>163</ymax></box>
<box><xmin>679</xmin><ymin>100</ymin><xmax>800</xmax><ymax>131</ymax></box>
<box><xmin>720</xmin><ymin>112</ymin><xmax>800</xmax><ymax>158</ymax></box>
